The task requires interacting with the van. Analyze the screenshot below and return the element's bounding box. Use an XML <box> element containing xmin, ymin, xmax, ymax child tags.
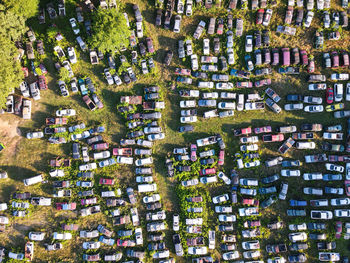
<box><xmin>76</xmin><ymin>36</ymin><xmax>87</xmax><ymax>51</ymax></box>
<box><xmin>138</xmin><ymin>183</ymin><xmax>157</xmax><ymax>193</ymax></box>
<box><xmin>24</xmin><ymin>174</ymin><xmax>44</xmax><ymax>186</ymax></box>
<box><xmin>173</xmin><ymin>15</ymin><xmax>181</xmax><ymax>33</ymax></box>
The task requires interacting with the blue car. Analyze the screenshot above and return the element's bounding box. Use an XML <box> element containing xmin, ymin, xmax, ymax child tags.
<box><xmin>289</xmin><ymin>200</ymin><xmax>307</xmax><ymax>206</ymax></box>
<box><xmin>78</xmin><ymin>78</ymin><xmax>88</xmax><ymax>95</ymax></box>
<box><xmin>261</xmin><ymin>174</ymin><xmax>280</xmax><ymax>184</ymax></box>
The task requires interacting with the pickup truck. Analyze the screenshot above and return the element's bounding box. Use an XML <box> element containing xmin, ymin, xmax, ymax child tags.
<box><xmin>265</xmin><ymin>243</ymin><xmax>288</xmax><ymax>254</ymax></box>
<box><xmin>120</xmin><ymin>96</ymin><xmax>142</xmax><ymax>105</ymax></box>
<box><xmin>278</xmin><ymin>137</ymin><xmax>295</xmax><ymax>154</ymax></box>
<box><xmin>112</xmin><ymin>148</ymin><xmax>132</xmax><ymax>156</ymax></box>
<box><xmin>262</xmin><ymin>134</ymin><xmax>284</xmax><ymax>142</ymax></box>
<box><xmin>143</xmin><ymin>101</ymin><xmax>165</xmax><ymax>110</ymax></box>
<box><xmin>44</xmin><ymin>127</ymin><xmax>66</xmax><ymax>135</ymax></box>
<box><xmin>328</xmin><ymin>155</ymin><xmax>350</xmax><ymax>162</ymax></box>
<box><xmin>196</xmin><ymin>136</ymin><xmax>217</xmax><ymax>147</ymax></box>
<box><xmin>46</xmin><ymin>117</ymin><xmax>67</xmax><ymax>125</ymax></box>
<box><xmin>292</xmin><ymin>132</ymin><xmax>314</xmax><ymax>140</ymax></box>
<box><xmin>233</xmin><ymin>127</ymin><xmax>252</xmax><ymax>136</ymax></box>
<box><xmin>83</xmin><ymin>95</ymin><xmax>96</xmax><ymax>111</ymax></box>
<box><xmin>305</xmin><ymin>154</ymin><xmax>328</xmax><ymax>163</ymax></box>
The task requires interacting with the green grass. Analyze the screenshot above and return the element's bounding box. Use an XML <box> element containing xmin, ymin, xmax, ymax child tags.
<box><xmin>0</xmin><ymin>0</ymin><xmax>350</xmax><ymax>261</ymax></box>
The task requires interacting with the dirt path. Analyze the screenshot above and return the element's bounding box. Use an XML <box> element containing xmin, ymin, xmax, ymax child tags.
<box><xmin>0</xmin><ymin>118</ymin><xmax>22</xmax><ymax>156</ymax></box>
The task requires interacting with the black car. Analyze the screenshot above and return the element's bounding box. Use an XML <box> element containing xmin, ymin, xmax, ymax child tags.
<box><xmin>317</xmin><ymin>241</ymin><xmax>336</xmax><ymax>250</ymax></box>
<box><xmin>262</xmin><ymin>30</ymin><xmax>270</xmax><ymax>47</ymax></box>
<box><xmin>164</xmin><ymin>50</ymin><xmax>173</xmax><ymax>65</ymax></box>
<box><xmin>288</xmin><ymin>253</ymin><xmax>307</xmax><ymax>262</ymax></box>
<box><xmin>286</xmin><ymin>94</ymin><xmax>304</xmax><ymax>101</ymax></box>
<box><xmin>342</xmin><ymin>257</ymin><xmax>349</xmax><ymax>263</ymax></box>
<box><xmin>254</xmin><ymin>30</ymin><xmax>262</xmax><ymax>48</ymax></box>
<box><xmin>122</xmin><ymin>72</ymin><xmax>131</xmax><ymax>84</ymax></box>
<box><xmin>218</xmin><ymin>224</ymin><xmax>234</xmax><ymax>232</ymax></box>
<box><xmin>155</xmin><ymin>9</ymin><xmax>162</xmax><ymax>26</ymax></box>
<box><xmin>145</xmin><ymin>86</ymin><xmax>160</xmax><ymax>93</ymax></box>
<box><xmin>146</xmin><ymin>201</ymin><xmax>162</xmax><ymax>210</ymax></box>
<box><xmin>307</xmin><ymin>223</ymin><xmax>326</xmax><ymax>230</ymax></box>
<box><xmin>126</xmin><ymin>130</ymin><xmax>144</xmax><ymax>139</ymax></box>
<box><xmin>200</xmin><ymin>158</ymin><xmax>215</xmax><ymax>165</ymax></box>
<box><xmin>179</xmin><ymin>125</ymin><xmax>194</xmax><ymax>133</ymax></box>
<box><xmin>139</xmin><ymin>43</ymin><xmax>146</xmax><ymax>56</ymax></box>
<box><xmin>309</xmin><ymin>233</ymin><xmax>327</xmax><ymax>240</ymax></box>
<box><xmin>261</xmin><ymin>174</ymin><xmax>280</xmax><ymax>184</ymax></box>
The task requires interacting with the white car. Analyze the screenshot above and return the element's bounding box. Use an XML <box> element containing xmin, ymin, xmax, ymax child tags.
<box><xmin>289</xmin><ymin>223</ymin><xmax>307</xmax><ymax>231</ymax></box>
<box><xmin>227</xmin><ymin>48</ymin><xmax>235</xmax><ymax>64</ymax></box>
<box><xmin>104</xmin><ymin>68</ymin><xmax>114</xmax><ymax>85</ymax></box>
<box><xmin>29</xmin><ymin>232</ymin><xmax>45</xmax><ymax>241</ymax></box>
<box><xmin>79</xmin><ymin>162</ymin><xmax>97</xmax><ymax>171</ymax></box>
<box><xmin>143</xmin><ymin>194</ymin><xmax>161</xmax><ymax>203</ymax></box>
<box><xmin>242</xmin><ymin>240</ymin><xmax>260</xmax><ymax>250</ymax></box>
<box><xmin>325</xmin><ymin>163</ymin><xmax>344</xmax><ymax>172</ymax></box>
<box><xmin>67</xmin><ymin>47</ymin><xmax>77</xmax><ymax>64</ymax></box>
<box><xmin>243</xmin><ymin>250</ymin><xmax>260</xmax><ymax>259</ymax></box>
<box><xmin>223</xmin><ymin>251</ymin><xmax>240</xmax><ymax>260</ymax></box>
<box><xmin>304</xmin><ymin>11</ymin><xmax>314</xmax><ymax>27</ymax></box>
<box><xmin>347</xmin><ymin>163</ymin><xmax>350</xmax><ymax>179</ymax></box>
<box><xmin>180</xmin><ymin>116</ymin><xmax>197</xmax><ymax>123</ymax></box>
<box><xmin>281</xmin><ymin>169</ymin><xmax>300</xmax><ymax>177</ymax></box>
<box><xmin>141</xmin><ymin>60</ymin><xmax>149</xmax><ymax>74</ymax></box>
<box><xmin>284</xmin><ymin>103</ymin><xmax>303</xmax><ymax>111</ymax></box>
<box><xmin>346</xmin><ymin>83</ymin><xmax>350</xmax><ymax>101</ymax></box>
<box><xmin>310</xmin><ymin>210</ymin><xmax>333</xmax><ymax>219</ymax></box>
<box><xmin>245</xmin><ymin>160</ymin><xmax>260</xmax><ymax>168</ymax></box>
<box><xmin>173</xmin><ymin>214</ymin><xmax>180</xmax><ymax>231</ymax></box>
<box><xmin>296</xmin><ymin>142</ymin><xmax>316</xmax><ymax>149</ymax></box>
<box><xmin>334</xmin><ymin>209</ymin><xmax>350</xmax><ymax>217</ymax></box>
<box><xmin>116</xmin><ymin>156</ymin><xmax>133</xmax><ymax>165</ymax></box>
<box><xmin>240</xmin><ymin>136</ymin><xmax>258</xmax><ymax>144</ymax></box>
<box><xmin>289</xmin><ymin>232</ymin><xmax>307</xmax><ymax>242</ymax></box>
<box><xmin>304</xmin><ymin>105</ymin><xmax>324</xmax><ymax>112</ymax></box>
<box><xmin>69</xmin><ymin>18</ymin><xmax>80</xmax><ymax>34</ymax></box>
<box><xmin>303</xmin><ymin>173</ymin><xmax>323</xmax><ymax>180</ymax></box>
<box><xmin>245</xmin><ymin>35</ymin><xmax>253</xmax><ymax>52</ymax></box>
<box><xmin>135</xmin><ymin>157</ymin><xmax>153</xmax><ymax>166</ymax></box>
<box><xmin>180</xmin><ymin>100</ymin><xmax>196</xmax><ymax>108</ymax></box>
<box><xmin>334</xmin><ymin>83</ymin><xmax>344</xmax><ymax>102</ymax></box>
<box><xmin>53</xmin><ymin>232</ymin><xmax>72</xmax><ymax>240</ymax></box>
<box><xmin>26</xmin><ymin>131</ymin><xmax>44</xmax><ymax>139</ymax></box>
<box><xmin>200</xmin><ymin>176</ymin><xmax>217</xmax><ymax>184</ymax></box>
<box><xmin>218</xmin><ymin>172</ymin><xmax>231</xmax><ymax>185</ymax></box>
<box><xmin>331</xmin><ymin>198</ymin><xmax>350</xmax><ymax>206</ymax></box>
<box><xmin>218</xmin><ymin>102</ymin><xmax>235</xmax><ymax>110</ymax></box>
<box><xmin>93</xmin><ymin>151</ymin><xmax>111</xmax><ymax>160</ymax></box>
<box><xmin>323</xmin><ymin>132</ymin><xmax>343</xmax><ymax>140</ymax></box>
<box><xmin>203</xmin><ymin>38</ymin><xmax>210</xmax><ymax>55</ymax></box>
<box><xmin>148</xmin><ymin>133</ymin><xmax>165</xmax><ymax>141</ymax></box>
<box><xmin>56</xmin><ymin>109</ymin><xmax>76</xmax><ymax>117</ymax></box>
<box><xmin>188</xmin><ymin>246</ymin><xmax>208</xmax><ymax>255</ymax></box>
<box><xmin>212</xmin><ymin>194</ymin><xmax>230</xmax><ymax>204</ymax></box>
<box><xmin>218</xmin><ymin>214</ymin><xmax>236</xmax><ymax>222</ymax></box>
<box><xmin>191</xmin><ymin>54</ymin><xmax>199</xmax><ymax>71</ymax></box>
<box><xmin>240</xmin><ymin>144</ymin><xmax>258</xmax><ymax>152</ymax></box>
<box><xmin>202</xmin><ymin>92</ymin><xmax>218</xmax><ymax>99</ymax></box>
<box><xmin>82</xmin><ymin>241</ymin><xmax>100</xmax><ymax>250</ymax></box>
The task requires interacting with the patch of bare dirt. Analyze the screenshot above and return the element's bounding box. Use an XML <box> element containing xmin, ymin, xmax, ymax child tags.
<box><xmin>0</xmin><ymin>118</ymin><xmax>22</xmax><ymax>156</ymax></box>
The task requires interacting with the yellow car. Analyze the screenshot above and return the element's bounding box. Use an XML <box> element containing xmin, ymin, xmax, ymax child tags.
<box><xmin>326</xmin><ymin>103</ymin><xmax>344</xmax><ymax>112</ymax></box>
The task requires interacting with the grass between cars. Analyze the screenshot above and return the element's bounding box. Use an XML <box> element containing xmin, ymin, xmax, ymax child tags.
<box><xmin>0</xmin><ymin>0</ymin><xmax>350</xmax><ymax>261</ymax></box>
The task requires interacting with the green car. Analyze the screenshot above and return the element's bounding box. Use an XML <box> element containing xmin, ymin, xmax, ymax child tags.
<box><xmin>0</xmin><ymin>143</ymin><xmax>4</xmax><ymax>152</ymax></box>
<box><xmin>326</xmin><ymin>103</ymin><xmax>344</xmax><ymax>112</ymax></box>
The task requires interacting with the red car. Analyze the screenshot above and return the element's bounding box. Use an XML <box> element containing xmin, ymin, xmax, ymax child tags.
<box><xmin>308</xmin><ymin>59</ymin><xmax>315</xmax><ymax>73</ymax></box>
<box><xmin>146</xmin><ymin>37</ymin><xmax>154</xmax><ymax>53</ymax></box>
<box><xmin>199</xmin><ymin>168</ymin><xmax>216</xmax><ymax>176</ymax></box>
<box><xmin>234</xmin><ymin>127</ymin><xmax>252</xmax><ymax>136</ymax></box>
<box><xmin>218</xmin><ymin>150</ymin><xmax>224</xmax><ymax>166</ymax></box>
<box><xmin>300</xmin><ymin>50</ymin><xmax>308</xmax><ymax>66</ymax></box>
<box><xmin>243</xmin><ymin>220</ymin><xmax>261</xmax><ymax>228</ymax></box>
<box><xmin>99</xmin><ymin>178</ymin><xmax>115</xmax><ymax>185</ymax></box>
<box><xmin>112</xmin><ymin>148</ymin><xmax>132</xmax><ymax>156</ymax></box>
<box><xmin>254</xmin><ymin>126</ymin><xmax>272</xmax><ymax>134</ymax></box>
<box><xmin>326</xmin><ymin>87</ymin><xmax>334</xmax><ymax>104</ymax></box>
<box><xmin>190</xmin><ymin>144</ymin><xmax>197</xmax><ymax>162</ymax></box>
<box><xmin>242</xmin><ymin>198</ymin><xmax>259</xmax><ymax>206</ymax></box>
<box><xmin>38</xmin><ymin>75</ymin><xmax>48</xmax><ymax>90</ymax></box>
<box><xmin>92</xmin><ymin>142</ymin><xmax>109</xmax><ymax>150</ymax></box>
<box><xmin>262</xmin><ymin>134</ymin><xmax>284</xmax><ymax>142</ymax></box>
<box><xmin>256</xmin><ymin>9</ymin><xmax>264</xmax><ymax>24</ymax></box>
<box><xmin>345</xmin><ymin>180</ymin><xmax>350</xmax><ymax>196</ymax></box>
<box><xmin>335</xmin><ymin>221</ymin><xmax>342</xmax><ymax>239</ymax></box>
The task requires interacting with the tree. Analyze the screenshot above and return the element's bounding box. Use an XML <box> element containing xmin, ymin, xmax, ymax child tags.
<box><xmin>0</xmin><ymin>4</ymin><xmax>26</xmax><ymax>106</ymax></box>
<box><xmin>59</xmin><ymin>67</ymin><xmax>70</xmax><ymax>83</ymax></box>
<box><xmin>89</xmin><ymin>8</ymin><xmax>130</xmax><ymax>54</ymax></box>
<box><xmin>3</xmin><ymin>0</ymin><xmax>39</xmax><ymax>19</ymax></box>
